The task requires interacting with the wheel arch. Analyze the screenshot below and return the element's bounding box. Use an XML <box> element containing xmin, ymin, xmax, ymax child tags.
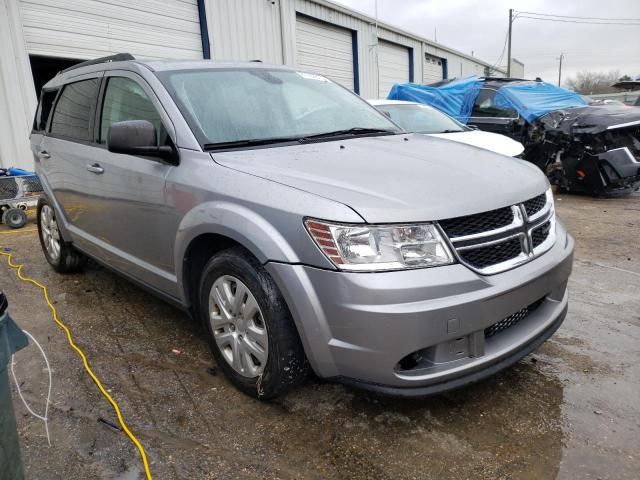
<box><xmin>175</xmin><ymin>201</ymin><xmax>301</xmax><ymax>313</ymax></box>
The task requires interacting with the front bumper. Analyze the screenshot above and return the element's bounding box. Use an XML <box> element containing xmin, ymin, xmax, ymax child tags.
<box><xmin>266</xmin><ymin>222</ymin><xmax>574</xmax><ymax>395</ymax></box>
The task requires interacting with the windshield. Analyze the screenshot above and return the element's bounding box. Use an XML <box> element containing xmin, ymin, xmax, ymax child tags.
<box><xmin>374</xmin><ymin>103</ymin><xmax>466</xmax><ymax>134</ymax></box>
<box><xmin>158</xmin><ymin>68</ymin><xmax>400</xmax><ymax>147</ymax></box>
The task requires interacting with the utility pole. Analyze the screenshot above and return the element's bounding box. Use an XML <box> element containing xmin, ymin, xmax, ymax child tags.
<box><xmin>507</xmin><ymin>8</ymin><xmax>513</xmax><ymax>77</ymax></box>
<box><xmin>557</xmin><ymin>53</ymin><xmax>564</xmax><ymax>86</ymax></box>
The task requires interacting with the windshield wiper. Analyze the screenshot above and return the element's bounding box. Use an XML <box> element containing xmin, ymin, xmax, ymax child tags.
<box><xmin>437</xmin><ymin>129</ymin><xmax>463</xmax><ymax>134</ymax></box>
<box><xmin>203</xmin><ymin>128</ymin><xmax>397</xmax><ymax>151</ymax></box>
<box><xmin>203</xmin><ymin>136</ymin><xmax>301</xmax><ymax>151</ymax></box>
<box><xmin>302</xmin><ymin>127</ymin><xmax>397</xmax><ymax>140</ymax></box>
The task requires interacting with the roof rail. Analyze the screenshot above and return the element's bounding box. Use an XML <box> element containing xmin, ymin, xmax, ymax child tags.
<box><xmin>58</xmin><ymin>53</ymin><xmax>136</xmax><ymax>75</ymax></box>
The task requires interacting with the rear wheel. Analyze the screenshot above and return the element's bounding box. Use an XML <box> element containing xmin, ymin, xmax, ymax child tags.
<box><xmin>37</xmin><ymin>200</ymin><xmax>85</xmax><ymax>273</ymax></box>
<box><xmin>199</xmin><ymin>247</ymin><xmax>309</xmax><ymax>399</ymax></box>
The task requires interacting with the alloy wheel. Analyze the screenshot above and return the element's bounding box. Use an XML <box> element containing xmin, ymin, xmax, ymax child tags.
<box><xmin>40</xmin><ymin>205</ymin><xmax>61</xmax><ymax>261</ymax></box>
<box><xmin>208</xmin><ymin>275</ymin><xmax>269</xmax><ymax>377</ymax></box>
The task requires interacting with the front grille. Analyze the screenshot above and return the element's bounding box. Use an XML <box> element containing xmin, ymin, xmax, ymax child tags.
<box><xmin>532</xmin><ymin>221</ymin><xmax>551</xmax><ymax>248</ymax></box>
<box><xmin>438</xmin><ymin>192</ymin><xmax>554</xmax><ymax>274</ymax></box>
<box><xmin>523</xmin><ymin>193</ymin><xmax>546</xmax><ymax>217</ymax></box>
<box><xmin>459</xmin><ymin>237</ymin><xmax>522</xmax><ymax>269</ymax></box>
<box><xmin>439</xmin><ymin>206</ymin><xmax>513</xmax><ymax>238</ymax></box>
<box><xmin>485</xmin><ymin>298</ymin><xmax>545</xmax><ymax>338</ymax></box>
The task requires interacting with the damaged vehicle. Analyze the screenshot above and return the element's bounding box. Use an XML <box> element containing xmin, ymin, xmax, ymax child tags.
<box><xmin>389</xmin><ymin>77</ymin><xmax>640</xmax><ymax>196</ymax></box>
<box><xmin>31</xmin><ymin>55</ymin><xmax>574</xmax><ymax>399</ymax></box>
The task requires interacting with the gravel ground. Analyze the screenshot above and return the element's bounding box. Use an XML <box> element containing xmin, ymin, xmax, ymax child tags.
<box><xmin>1</xmin><ymin>190</ymin><xmax>639</xmax><ymax>480</ymax></box>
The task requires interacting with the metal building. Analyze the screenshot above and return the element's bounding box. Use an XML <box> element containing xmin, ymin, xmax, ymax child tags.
<box><xmin>0</xmin><ymin>0</ymin><xmax>510</xmax><ymax>169</ymax></box>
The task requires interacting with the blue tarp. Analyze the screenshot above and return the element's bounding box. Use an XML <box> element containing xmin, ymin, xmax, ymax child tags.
<box><xmin>387</xmin><ymin>77</ymin><xmax>483</xmax><ymax>123</ymax></box>
<box><xmin>493</xmin><ymin>81</ymin><xmax>587</xmax><ymax>123</ymax></box>
<box><xmin>388</xmin><ymin>77</ymin><xmax>588</xmax><ymax>124</ymax></box>
<box><xmin>0</xmin><ymin>168</ymin><xmax>34</xmax><ymax>177</ymax></box>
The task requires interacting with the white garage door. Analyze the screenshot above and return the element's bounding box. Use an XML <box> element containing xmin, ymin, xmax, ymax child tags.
<box><xmin>423</xmin><ymin>53</ymin><xmax>443</xmax><ymax>84</ymax></box>
<box><xmin>377</xmin><ymin>40</ymin><xmax>410</xmax><ymax>99</ymax></box>
<box><xmin>18</xmin><ymin>0</ymin><xmax>203</xmax><ymax>60</ymax></box>
<box><xmin>296</xmin><ymin>15</ymin><xmax>355</xmax><ymax>90</ymax></box>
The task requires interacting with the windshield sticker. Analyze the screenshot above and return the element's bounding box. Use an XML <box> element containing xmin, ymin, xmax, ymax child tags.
<box><xmin>296</xmin><ymin>72</ymin><xmax>329</xmax><ymax>82</ymax></box>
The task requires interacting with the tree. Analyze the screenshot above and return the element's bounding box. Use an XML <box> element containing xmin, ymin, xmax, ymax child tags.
<box><xmin>618</xmin><ymin>75</ymin><xmax>632</xmax><ymax>82</ymax></box>
<box><xmin>564</xmin><ymin>70</ymin><xmax>626</xmax><ymax>94</ymax></box>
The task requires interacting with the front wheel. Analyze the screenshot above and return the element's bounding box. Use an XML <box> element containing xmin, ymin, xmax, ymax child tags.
<box><xmin>37</xmin><ymin>200</ymin><xmax>85</xmax><ymax>273</ymax></box>
<box><xmin>199</xmin><ymin>247</ymin><xmax>309</xmax><ymax>399</ymax></box>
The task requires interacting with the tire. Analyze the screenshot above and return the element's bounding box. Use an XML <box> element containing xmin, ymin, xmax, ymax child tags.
<box><xmin>2</xmin><ymin>208</ymin><xmax>27</xmax><ymax>229</ymax></box>
<box><xmin>37</xmin><ymin>200</ymin><xmax>85</xmax><ymax>273</ymax></box>
<box><xmin>199</xmin><ymin>247</ymin><xmax>309</xmax><ymax>399</ymax></box>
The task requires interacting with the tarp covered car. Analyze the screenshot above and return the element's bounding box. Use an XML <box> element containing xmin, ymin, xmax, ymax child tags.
<box><xmin>389</xmin><ymin>77</ymin><xmax>640</xmax><ymax>196</ymax></box>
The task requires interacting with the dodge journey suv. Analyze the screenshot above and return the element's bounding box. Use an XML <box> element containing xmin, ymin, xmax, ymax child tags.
<box><xmin>31</xmin><ymin>54</ymin><xmax>574</xmax><ymax>399</ymax></box>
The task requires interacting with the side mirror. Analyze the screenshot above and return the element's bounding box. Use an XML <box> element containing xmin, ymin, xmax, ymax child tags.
<box><xmin>107</xmin><ymin>120</ymin><xmax>178</xmax><ymax>164</ymax></box>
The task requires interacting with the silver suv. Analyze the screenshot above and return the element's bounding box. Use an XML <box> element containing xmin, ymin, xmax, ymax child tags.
<box><xmin>30</xmin><ymin>55</ymin><xmax>574</xmax><ymax>399</ymax></box>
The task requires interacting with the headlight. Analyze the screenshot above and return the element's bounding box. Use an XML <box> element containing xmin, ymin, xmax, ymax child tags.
<box><xmin>305</xmin><ymin>219</ymin><xmax>455</xmax><ymax>271</ymax></box>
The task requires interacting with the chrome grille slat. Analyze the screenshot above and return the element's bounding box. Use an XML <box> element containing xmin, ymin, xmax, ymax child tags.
<box><xmin>438</xmin><ymin>190</ymin><xmax>556</xmax><ymax>275</ymax></box>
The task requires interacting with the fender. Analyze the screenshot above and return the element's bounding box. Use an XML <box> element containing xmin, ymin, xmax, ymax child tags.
<box><xmin>174</xmin><ymin>200</ymin><xmax>302</xmax><ymax>301</ymax></box>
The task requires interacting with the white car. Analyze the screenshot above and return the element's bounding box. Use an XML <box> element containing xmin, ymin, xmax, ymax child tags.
<box><xmin>368</xmin><ymin>99</ymin><xmax>525</xmax><ymax>157</ymax></box>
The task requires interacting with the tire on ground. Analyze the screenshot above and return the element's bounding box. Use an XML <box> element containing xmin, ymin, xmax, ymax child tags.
<box><xmin>2</xmin><ymin>208</ymin><xmax>27</xmax><ymax>229</ymax></box>
<box><xmin>199</xmin><ymin>246</ymin><xmax>309</xmax><ymax>399</ymax></box>
<box><xmin>36</xmin><ymin>199</ymin><xmax>85</xmax><ymax>273</ymax></box>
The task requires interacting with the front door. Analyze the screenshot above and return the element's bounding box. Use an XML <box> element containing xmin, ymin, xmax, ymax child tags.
<box><xmin>82</xmin><ymin>71</ymin><xmax>180</xmax><ymax>296</ymax></box>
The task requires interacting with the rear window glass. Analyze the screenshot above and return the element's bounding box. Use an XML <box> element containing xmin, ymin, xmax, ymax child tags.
<box><xmin>50</xmin><ymin>78</ymin><xmax>100</xmax><ymax>141</ymax></box>
<box><xmin>33</xmin><ymin>89</ymin><xmax>58</xmax><ymax>132</ymax></box>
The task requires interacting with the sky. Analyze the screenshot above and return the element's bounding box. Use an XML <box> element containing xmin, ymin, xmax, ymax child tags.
<box><xmin>331</xmin><ymin>0</ymin><xmax>640</xmax><ymax>84</ymax></box>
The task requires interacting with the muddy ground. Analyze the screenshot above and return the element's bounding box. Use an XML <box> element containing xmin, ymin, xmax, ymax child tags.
<box><xmin>2</xmin><ymin>190</ymin><xmax>639</xmax><ymax>480</ymax></box>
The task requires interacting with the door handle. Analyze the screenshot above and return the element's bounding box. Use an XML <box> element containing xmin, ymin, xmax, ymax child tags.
<box><xmin>38</xmin><ymin>151</ymin><xmax>51</xmax><ymax>159</ymax></box>
<box><xmin>86</xmin><ymin>163</ymin><xmax>104</xmax><ymax>174</ymax></box>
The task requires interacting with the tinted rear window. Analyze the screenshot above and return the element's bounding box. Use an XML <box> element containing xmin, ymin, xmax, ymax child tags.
<box><xmin>50</xmin><ymin>78</ymin><xmax>100</xmax><ymax>141</ymax></box>
<box><xmin>33</xmin><ymin>89</ymin><xmax>58</xmax><ymax>132</ymax></box>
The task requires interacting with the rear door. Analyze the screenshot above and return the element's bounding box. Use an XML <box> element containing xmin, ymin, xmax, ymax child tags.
<box><xmin>39</xmin><ymin>73</ymin><xmax>103</xmax><ymax>238</ymax></box>
<box><xmin>468</xmin><ymin>87</ymin><xmax>523</xmax><ymax>138</ymax></box>
<box><xmin>81</xmin><ymin>70</ymin><xmax>179</xmax><ymax>295</ymax></box>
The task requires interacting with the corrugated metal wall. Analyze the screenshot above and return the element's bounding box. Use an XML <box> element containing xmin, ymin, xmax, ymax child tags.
<box><xmin>206</xmin><ymin>0</ymin><xmax>284</xmax><ymax>63</ymax></box>
<box><xmin>202</xmin><ymin>0</ymin><xmax>506</xmax><ymax>96</ymax></box>
<box><xmin>18</xmin><ymin>0</ymin><xmax>203</xmax><ymax>59</ymax></box>
<box><xmin>295</xmin><ymin>15</ymin><xmax>354</xmax><ymax>90</ymax></box>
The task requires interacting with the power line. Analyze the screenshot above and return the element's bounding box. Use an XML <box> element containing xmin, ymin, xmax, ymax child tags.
<box><xmin>515</xmin><ymin>10</ymin><xmax>640</xmax><ymax>22</ymax></box>
<box><xmin>517</xmin><ymin>16</ymin><xmax>640</xmax><ymax>26</ymax></box>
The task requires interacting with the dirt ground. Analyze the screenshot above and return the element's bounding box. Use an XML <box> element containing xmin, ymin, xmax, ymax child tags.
<box><xmin>2</xmin><ymin>190</ymin><xmax>639</xmax><ymax>480</ymax></box>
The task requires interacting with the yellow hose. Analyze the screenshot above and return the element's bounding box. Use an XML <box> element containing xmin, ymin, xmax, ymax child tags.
<box><xmin>0</xmin><ymin>228</ymin><xmax>152</xmax><ymax>480</ymax></box>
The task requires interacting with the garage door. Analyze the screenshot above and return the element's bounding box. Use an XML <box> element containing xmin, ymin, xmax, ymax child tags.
<box><xmin>296</xmin><ymin>15</ymin><xmax>355</xmax><ymax>91</ymax></box>
<box><xmin>18</xmin><ymin>0</ymin><xmax>203</xmax><ymax>60</ymax></box>
<box><xmin>378</xmin><ymin>40</ymin><xmax>410</xmax><ymax>98</ymax></box>
<box><xmin>423</xmin><ymin>53</ymin><xmax>443</xmax><ymax>84</ymax></box>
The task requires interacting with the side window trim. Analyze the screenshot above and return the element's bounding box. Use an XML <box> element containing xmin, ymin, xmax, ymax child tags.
<box><xmin>46</xmin><ymin>72</ymin><xmax>105</xmax><ymax>145</ymax></box>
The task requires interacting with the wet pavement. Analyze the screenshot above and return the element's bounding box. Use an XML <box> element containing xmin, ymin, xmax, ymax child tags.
<box><xmin>1</xmin><ymin>191</ymin><xmax>639</xmax><ymax>479</ymax></box>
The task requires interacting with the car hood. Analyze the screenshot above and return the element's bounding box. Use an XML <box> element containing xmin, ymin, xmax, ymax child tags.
<box><xmin>427</xmin><ymin>130</ymin><xmax>525</xmax><ymax>157</ymax></box>
<box><xmin>212</xmin><ymin>134</ymin><xmax>548</xmax><ymax>223</ymax></box>
<box><xmin>541</xmin><ymin>104</ymin><xmax>640</xmax><ymax>134</ymax></box>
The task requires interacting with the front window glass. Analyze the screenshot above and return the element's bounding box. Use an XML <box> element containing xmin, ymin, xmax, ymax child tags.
<box><xmin>100</xmin><ymin>77</ymin><xmax>167</xmax><ymax>145</ymax></box>
<box><xmin>472</xmin><ymin>88</ymin><xmax>518</xmax><ymax>118</ymax></box>
<box><xmin>158</xmin><ymin>69</ymin><xmax>399</xmax><ymax>146</ymax></box>
<box><xmin>376</xmin><ymin>104</ymin><xmax>466</xmax><ymax>134</ymax></box>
